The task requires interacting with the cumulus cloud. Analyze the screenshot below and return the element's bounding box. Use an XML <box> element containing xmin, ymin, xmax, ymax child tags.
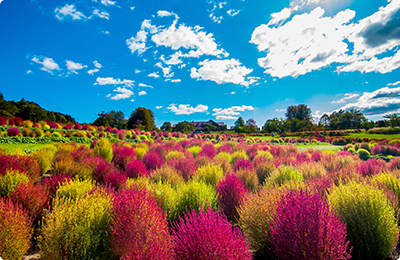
<box><xmin>55</xmin><ymin>4</ymin><xmax>87</xmax><ymax>21</ymax></box>
<box><xmin>155</xmin><ymin>62</ymin><xmax>174</xmax><ymax>78</ymax></box>
<box><xmin>101</xmin><ymin>0</ymin><xmax>116</xmax><ymax>6</ymax></box>
<box><xmin>147</xmin><ymin>72</ymin><xmax>160</xmax><ymax>78</ymax></box>
<box><xmin>138</xmin><ymin>83</ymin><xmax>153</xmax><ymax>88</ymax></box>
<box><xmin>167</xmin><ymin>104</ymin><xmax>209</xmax><ymax>115</ymax></box>
<box><xmin>94</xmin><ymin>61</ymin><xmax>102</xmax><ymax>68</ymax></box>
<box><xmin>138</xmin><ymin>90</ymin><xmax>147</xmax><ymax>96</ymax></box>
<box><xmin>92</xmin><ymin>9</ymin><xmax>110</xmax><ymax>20</ymax></box>
<box><xmin>126</xmin><ymin>20</ymin><xmax>158</xmax><ymax>55</ymax></box>
<box><xmin>212</xmin><ymin>105</ymin><xmax>254</xmax><ymax>120</ymax></box>
<box><xmin>331</xmin><ymin>93</ymin><xmax>360</xmax><ymax>104</ymax></box>
<box><xmin>87</xmin><ymin>61</ymin><xmax>101</xmax><ymax>75</ymax></box>
<box><xmin>388</xmin><ymin>81</ymin><xmax>400</xmax><ymax>87</ymax></box>
<box><xmin>135</xmin><ymin>69</ymin><xmax>142</xmax><ymax>73</ymax></box>
<box><xmin>252</xmin><ymin>1</ymin><xmax>400</xmax><ymax>78</ymax></box>
<box><xmin>157</xmin><ymin>10</ymin><xmax>178</xmax><ymax>18</ymax></box>
<box><xmin>31</xmin><ymin>56</ymin><xmax>60</xmax><ymax>74</ymax></box>
<box><xmin>165</xmin><ymin>79</ymin><xmax>181</xmax><ymax>83</ymax></box>
<box><xmin>26</xmin><ymin>70</ymin><xmax>33</xmax><ymax>75</ymax></box>
<box><xmin>338</xmin><ymin>86</ymin><xmax>400</xmax><ymax>116</ymax></box>
<box><xmin>156</xmin><ymin>106</ymin><xmax>163</xmax><ymax>109</ymax></box>
<box><xmin>276</xmin><ymin>109</ymin><xmax>286</xmax><ymax>112</ymax></box>
<box><xmin>94</xmin><ymin>77</ymin><xmax>134</xmax><ymax>86</ymax></box>
<box><xmin>190</xmin><ymin>59</ymin><xmax>257</xmax><ymax>86</ymax></box>
<box><xmin>66</xmin><ymin>60</ymin><xmax>87</xmax><ymax>74</ymax></box>
<box><xmin>88</xmin><ymin>69</ymin><xmax>99</xmax><ymax>75</ymax></box>
<box><xmin>227</xmin><ymin>9</ymin><xmax>240</xmax><ymax>17</ymax></box>
<box><xmin>109</xmin><ymin>87</ymin><xmax>133</xmax><ymax>100</ymax></box>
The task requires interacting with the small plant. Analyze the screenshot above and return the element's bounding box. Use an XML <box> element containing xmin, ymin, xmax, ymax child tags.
<box><xmin>111</xmin><ymin>145</ymin><xmax>136</xmax><ymax>171</ymax></box>
<box><xmin>217</xmin><ymin>174</ymin><xmax>247</xmax><ymax>223</ymax></box>
<box><xmin>7</xmin><ymin>127</ymin><xmax>20</xmax><ymax>137</ymax></box>
<box><xmin>269</xmin><ymin>190</ymin><xmax>351</xmax><ymax>260</ymax></box>
<box><xmin>0</xmin><ymin>198</ymin><xmax>32</xmax><ymax>260</ymax></box>
<box><xmin>56</xmin><ymin>178</ymin><xmax>94</xmax><ymax>201</ymax></box>
<box><xmin>187</xmin><ymin>146</ymin><xmax>202</xmax><ymax>158</ymax></box>
<box><xmin>253</xmin><ymin>157</ymin><xmax>275</xmax><ymax>183</ymax></box>
<box><xmin>125</xmin><ymin>159</ymin><xmax>149</xmax><ymax>178</ymax></box>
<box><xmin>194</xmin><ymin>163</ymin><xmax>224</xmax><ymax>186</ymax></box>
<box><xmin>231</xmin><ymin>150</ymin><xmax>248</xmax><ymax>165</ymax></box>
<box><xmin>93</xmin><ymin>138</ymin><xmax>113</xmax><ymax>162</ymax></box>
<box><xmin>151</xmin><ymin>164</ymin><xmax>185</xmax><ymax>187</ymax></box>
<box><xmin>356</xmin><ymin>158</ymin><xmax>387</xmax><ymax>177</ymax></box>
<box><xmin>357</xmin><ymin>148</ymin><xmax>370</xmax><ymax>158</ymax></box>
<box><xmin>0</xmin><ymin>170</ymin><xmax>30</xmax><ymax>197</ymax></box>
<box><xmin>328</xmin><ymin>182</ymin><xmax>399</xmax><ymax>260</ymax></box>
<box><xmin>267</xmin><ymin>165</ymin><xmax>303</xmax><ymax>187</ymax></box>
<box><xmin>168</xmin><ymin>157</ymin><xmax>197</xmax><ymax>181</ymax></box>
<box><xmin>142</xmin><ymin>150</ymin><xmax>163</xmax><ymax>172</ymax></box>
<box><xmin>104</xmin><ymin>171</ymin><xmax>127</xmax><ymax>190</ymax></box>
<box><xmin>110</xmin><ymin>187</ymin><xmax>175</xmax><ymax>259</ymax></box>
<box><xmin>173</xmin><ymin>208</ymin><xmax>252</xmax><ymax>260</ymax></box>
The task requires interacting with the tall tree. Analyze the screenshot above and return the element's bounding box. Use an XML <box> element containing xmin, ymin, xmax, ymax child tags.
<box><xmin>246</xmin><ymin>118</ymin><xmax>258</xmax><ymax>132</ymax></box>
<box><xmin>160</xmin><ymin>121</ymin><xmax>172</xmax><ymax>132</ymax></box>
<box><xmin>285</xmin><ymin>104</ymin><xmax>312</xmax><ymax>132</ymax></box>
<box><xmin>234</xmin><ymin>117</ymin><xmax>245</xmax><ymax>128</ymax></box>
<box><xmin>173</xmin><ymin>121</ymin><xmax>195</xmax><ymax>133</ymax></box>
<box><xmin>127</xmin><ymin>107</ymin><xmax>155</xmax><ymax>131</ymax></box>
<box><xmin>384</xmin><ymin>113</ymin><xmax>400</xmax><ymax>127</ymax></box>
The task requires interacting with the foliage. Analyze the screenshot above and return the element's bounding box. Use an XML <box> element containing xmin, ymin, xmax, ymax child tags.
<box><xmin>125</xmin><ymin>159</ymin><xmax>149</xmax><ymax>178</ymax></box>
<box><xmin>187</xmin><ymin>146</ymin><xmax>201</xmax><ymax>157</ymax></box>
<box><xmin>142</xmin><ymin>150</ymin><xmax>163</xmax><ymax>172</ymax></box>
<box><xmin>92</xmin><ymin>110</ymin><xmax>126</xmax><ymax>129</ymax></box>
<box><xmin>194</xmin><ymin>163</ymin><xmax>224</xmax><ymax>186</ymax></box>
<box><xmin>110</xmin><ymin>187</ymin><xmax>175</xmax><ymax>259</ymax></box>
<box><xmin>111</xmin><ymin>145</ymin><xmax>136</xmax><ymax>171</ymax></box>
<box><xmin>217</xmin><ymin>174</ymin><xmax>247</xmax><ymax>223</ymax></box>
<box><xmin>357</xmin><ymin>148</ymin><xmax>370</xmax><ymax>158</ymax></box>
<box><xmin>173</xmin><ymin>208</ymin><xmax>252</xmax><ymax>260</ymax></box>
<box><xmin>234</xmin><ymin>117</ymin><xmax>245</xmax><ymax>128</ymax></box>
<box><xmin>7</xmin><ymin>127</ymin><xmax>20</xmax><ymax>137</ymax></box>
<box><xmin>160</xmin><ymin>121</ymin><xmax>172</xmax><ymax>132</ymax></box>
<box><xmin>56</xmin><ymin>178</ymin><xmax>94</xmax><ymax>201</ymax></box>
<box><xmin>93</xmin><ymin>138</ymin><xmax>113</xmax><ymax>162</ymax></box>
<box><xmin>173</xmin><ymin>121</ymin><xmax>195</xmax><ymax>133</ymax></box>
<box><xmin>267</xmin><ymin>165</ymin><xmax>303</xmax><ymax>187</ymax></box>
<box><xmin>0</xmin><ymin>170</ymin><xmax>30</xmax><ymax>197</ymax></box>
<box><xmin>40</xmin><ymin>188</ymin><xmax>113</xmax><ymax>260</ymax></box>
<box><xmin>126</xmin><ymin>107</ymin><xmax>155</xmax><ymax>131</ymax></box>
<box><xmin>269</xmin><ymin>190</ymin><xmax>351</xmax><ymax>260</ymax></box>
<box><xmin>328</xmin><ymin>182</ymin><xmax>399</xmax><ymax>260</ymax></box>
<box><xmin>0</xmin><ymin>198</ymin><xmax>32</xmax><ymax>260</ymax></box>
<box><xmin>231</xmin><ymin>150</ymin><xmax>248</xmax><ymax>165</ymax></box>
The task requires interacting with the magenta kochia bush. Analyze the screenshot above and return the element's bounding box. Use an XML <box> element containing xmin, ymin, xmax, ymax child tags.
<box><xmin>105</xmin><ymin>171</ymin><xmax>127</xmax><ymax>190</ymax></box>
<box><xmin>197</xmin><ymin>143</ymin><xmax>216</xmax><ymax>159</ymax></box>
<box><xmin>92</xmin><ymin>159</ymin><xmax>115</xmax><ymax>184</ymax></box>
<box><xmin>7</xmin><ymin>127</ymin><xmax>20</xmax><ymax>137</ymax></box>
<box><xmin>234</xmin><ymin>158</ymin><xmax>254</xmax><ymax>172</ymax></box>
<box><xmin>111</xmin><ymin>145</ymin><xmax>136</xmax><ymax>171</ymax></box>
<box><xmin>125</xmin><ymin>159</ymin><xmax>149</xmax><ymax>178</ymax></box>
<box><xmin>269</xmin><ymin>190</ymin><xmax>352</xmax><ymax>260</ymax></box>
<box><xmin>168</xmin><ymin>157</ymin><xmax>197</xmax><ymax>181</ymax></box>
<box><xmin>0</xmin><ymin>154</ymin><xmax>41</xmax><ymax>179</ymax></box>
<box><xmin>142</xmin><ymin>150</ymin><xmax>163</xmax><ymax>172</ymax></box>
<box><xmin>110</xmin><ymin>187</ymin><xmax>175</xmax><ymax>259</ymax></box>
<box><xmin>217</xmin><ymin>174</ymin><xmax>247</xmax><ymax>223</ymax></box>
<box><xmin>0</xmin><ymin>198</ymin><xmax>32</xmax><ymax>260</ymax></box>
<box><xmin>356</xmin><ymin>158</ymin><xmax>387</xmax><ymax>177</ymax></box>
<box><xmin>173</xmin><ymin>208</ymin><xmax>253</xmax><ymax>260</ymax></box>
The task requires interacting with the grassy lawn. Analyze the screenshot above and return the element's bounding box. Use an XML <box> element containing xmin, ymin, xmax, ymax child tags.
<box><xmin>0</xmin><ymin>143</ymin><xmax>91</xmax><ymax>153</ymax></box>
<box><xmin>347</xmin><ymin>133</ymin><xmax>400</xmax><ymax>140</ymax></box>
<box><xmin>297</xmin><ymin>145</ymin><xmax>343</xmax><ymax>152</ymax></box>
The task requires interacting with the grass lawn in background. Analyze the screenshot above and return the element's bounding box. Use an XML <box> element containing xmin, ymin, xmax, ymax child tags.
<box><xmin>347</xmin><ymin>133</ymin><xmax>400</xmax><ymax>140</ymax></box>
<box><xmin>0</xmin><ymin>143</ymin><xmax>91</xmax><ymax>153</ymax></box>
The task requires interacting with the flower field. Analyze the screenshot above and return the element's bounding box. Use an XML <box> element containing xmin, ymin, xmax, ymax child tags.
<box><xmin>1</xmin><ymin>121</ymin><xmax>400</xmax><ymax>259</ymax></box>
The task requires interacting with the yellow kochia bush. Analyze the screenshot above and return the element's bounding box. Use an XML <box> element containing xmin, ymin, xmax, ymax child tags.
<box><xmin>39</xmin><ymin>188</ymin><xmax>114</xmax><ymax>260</ymax></box>
<box><xmin>328</xmin><ymin>182</ymin><xmax>399</xmax><ymax>260</ymax></box>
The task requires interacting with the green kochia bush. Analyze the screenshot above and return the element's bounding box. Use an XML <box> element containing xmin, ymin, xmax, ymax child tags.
<box><xmin>93</xmin><ymin>138</ymin><xmax>113</xmax><ymax>162</ymax></box>
<box><xmin>0</xmin><ymin>170</ymin><xmax>30</xmax><ymax>197</ymax></box>
<box><xmin>328</xmin><ymin>182</ymin><xmax>399</xmax><ymax>260</ymax></box>
<box><xmin>194</xmin><ymin>163</ymin><xmax>224</xmax><ymax>186</ymax></box>
<box><xmin>267</xmin><ymin>165</ymin><xmax>303</xmax><ymax>187</ymax></box>
<box><xmin>39</xmin><ymin>188</ymin><xmax>114</xmax><ymax>260</ymax></box>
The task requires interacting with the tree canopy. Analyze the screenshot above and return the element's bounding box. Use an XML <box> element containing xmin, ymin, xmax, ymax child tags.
<box><xmin>93</xmin><ymin>110</ymin><xmax>126</xmax><ymax>129</ymax></box>
<box><xmin>127</xmin><ymin>107</ymin><xmax>155</xmax><ymax>131</ymax></box>
<box><xmin>160</xmin><ymin>121</ymin><xmax>172</xmax><ymax>132</ymax></box>
<box><xmin>319</xmin><ymin>109</ymin><xmax>367</xmax><ymax>130</ymax></box>
<box><xmin>173</xmin><ymin>121</ymin><xmax>195</xmax><ymax>133</ymax></box>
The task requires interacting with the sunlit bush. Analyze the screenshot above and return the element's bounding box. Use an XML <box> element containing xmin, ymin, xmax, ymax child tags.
<box><xmin>187</xmin><ymin>146</ymin><xmax>202</xmax><ymax>158</ymax></box>
<box><xmin>93</xmin><ymin>138</ymin><xmax>113</xmax><ymax>162</ymax></box>
<box><xmin>217</xmin><ymin>174</ymin><xmax>247</xmax><ymax>223</ymax></box>
<box><xmin>194</xmin><ymin>163</ymin><xmax>224</xmax><ymax>186</ymax></box>
<box><xmin>0</xmin><ymin>170</ymin><xmax>29</xmax><ymax>197</ymax></box>
<box><xmin>56</xmin><ymin>178</ymin><xmax>94</xmax><ymax>201</ymax></box>
<box><xmin>267</xmin><ymin>165</ymin><xmax>303</xmax><ymax>187</ymax></box>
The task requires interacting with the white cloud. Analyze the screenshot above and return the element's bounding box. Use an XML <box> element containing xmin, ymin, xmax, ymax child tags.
<box><xmin>130</xmin><ymin>6</ymin><xmax>135</xmax><ymax>11</ymax></box>
<box><xmin>190</xmin><ymin>59</ymin><xmax>257</xmax><ymax>86</ymax></box>
<box><xmin>109</xmin><ymin>87</ymin><xmax>133</xmax><ymax>100</ymax></box>
<box><xmin>147</xmin><ymin>72</ymin><xmax>160</xmax><ymax>78</ymax></box>
<box><xmin>92</xmin><ymin>9</ymin><xmax>110</xmax><ymax>20</ymax></box>
<box><xmin>101</xmin><ymin>0</ymin><xmax>116</xmax><ymax>6</ymax></box>
<box><xmin>87</xmin><ymin>69</ymin><xmax>99</xmax><ymax>75</ymax></box>
<box><xmin>337</xmin><ymin>86</ymin><xmax>400</xmax><ymax>116</ymax></box>
<box><xmin>31</xmin><ymin>56</ymin><xmax>60</xmax><ymax>74</ymax></box>
<box><xmin>130</xmin><ymin>99</ymin><xmax>135</xmax><ymax>102</ymax></box>
<box><xmin>155</xmin><ymin>62</ymin><xmax>174</xmax><ymax>78</ymax></box>
<box><xmin>166</xmin><ymin>79</ymin><xmax>181</xmax><ymax>83</ymax></box>
<box><xmin>388</xmin><ymin>81</ymin><xmax>400</xmax><ymax>87</ymax></box>
<box><xmin>231</xmin><ymin>92</ymin><xmax>235</xmax><ymax>95</ymax></box>
<box><xmin>126</xmin><ymin>20</ymin><xmax>159</xmax><ymax>55</ymax></box>
<box><xmin>252</xmin><ymin>1</ymin><xmax>400</xmax><ymax>78</ymax></box>
<box><xmin>138</xmin><ymin>90</ymin><xmax>147</xmax><ymax>96</ymax></box>
<box><xmin>157</xmin><ymin>10</ymin><xmax>178</xmax><ymax>18</ymax></box>
<box><xmin>66</xmin><ymin>60</ymin><xmax>87</xmax><ymax>74</ymax></box>
<box><xmin>0</xmin><ymin>0</ymin><xmax>4</xmax><ymax>4</ymax></box>
<box><xmin>212</xmin><ymin>105</ymin><xmax>254</xmax><ymax>120</ymax></box>
<box><xmin>138</xmin><ymin>83</ymin><xmax>153</xmax><ymax>88</ymax></box>
<box><xmin>167</xmin><ymin>104</ymin><xmax>209</xmax><ymax>115</ymax></box>
<box><xmin>94</xmin><ymin>77</ymin><xmax>134</xmax><ymax>86</ymax></box>
<box><xmin>94</xmin><ymin>61</ymin><xmax>102</xmax><ymax>68</ymax></box>
<box><xmin>55</xmin><ymin>4</ymin><xmax>87</xmax><ymax>21</ymax></box>
<box><xmin>331</xmin><ymin>93</ymin><xmax>360</xmax><ymax>104</ymax></box>
<box><xmin>106</xmin><ymin>94</ymin><xmax>111</xmax><ymax>98</ymax></box>
<box><xmin>26</xmin><ymin>70</ymin><xmax>33</xmax><ymax>75</ymax></box>
<box><xmin>276</xmin><ymin>109</ymin><xmax>286</xmax><ymax>112</ymax></box>
<box><xmin>227</xmin><ymin>9</ymin><xmax>240</xmax><ymax>17</ymax></box>
<box><xmin>135</xmin><ymin>69</ymin><xmax>142</xmax><ymax>73</ymax></box>
<box><xmin>156</xmin><ymin>106</ymin><xmax>163</xmax><ymax>109</ymax></box>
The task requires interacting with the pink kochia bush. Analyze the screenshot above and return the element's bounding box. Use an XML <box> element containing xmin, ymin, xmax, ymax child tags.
<box><xmin>269</xmin><ymin>190</ymin><xmax>352</xmax><ymax>260</ymax></box>
<box><xmin>234</xmin><ymin>158</ymin><xmax>254</xmax><ymax>172</ymax></box>
<box><xmin>110</xmin><ymin>187</ymin><xmax>175</xmax><ymax>259</ymax></box>
<box><xmin>7</xmin><ymin>127</ymin><xmax>20</xmax><ymax>137</ymax></box>
<box><xmin>112</xmin><ymin>145</ymin><xmax>136</xmax><ymax>171</ymax></box>
<box><xmin>168</xmin><ymin>157</ymin><xmax>197</xmax><ymax>181</ymax></box>
<box><xmin>217</xmin><ymin>174</ymin><xmax>247</xmax><ymax>223</ymax></box>
<box><xmin>173</xmin><ymin>208</ymin><xmax>253</xmax><ymax>260</ymax></box>
<box><xmin>0</xmin><ymin>154</ymin><xmax>41</xmax><ymax>179</ymax></box>
<box><xmin>142</xmin><ymin>150</ymin><xmax>163</xmax><ymax>172</ymax></box>
<box><xmin>356</xmin><ymin>158</ymin><xmax>387</xmax><ymax>177</ymax></box>
<box><xmin>125</xmin><ymin>159</ymin><xmax>149</xmax><ymax>178</ymax></box>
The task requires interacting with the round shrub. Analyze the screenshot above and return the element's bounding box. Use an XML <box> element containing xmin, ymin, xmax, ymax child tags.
<box><xmin>370</xmin><ymin>173</ymin><xmax>400</xmax><ymax>206</ymax></box>
<box><xmin>93</xmin><ymin>138</ymin><xmax>113</xmax><ymax>162</ymax></box>
<box><xmin>56</xmin><ymin>178</ymin><xmax>94</xmax><ymax>201</ymax></box>
<box><xmin>92</xmin><ymin>159</ymin><xmax>115</xmax><ymax>184</ymax></box>
<box><xmin>194</xmin><ymin>163</ymin><xmax>224</xmax><ymax>186</ymax></box>
<box><xmin>110</xmin><ymin>187</ymin><xmax>175</xmax><ymax>259</ymax></box>
<box><xmin>34</xmin><ymin>128</ymin><xmax>44</xmax><ymax>137</ymax></box>
<box><xmin>356</xmin><ymin>158</ymin><xmax>387</xmax><ymax>177</ymax></box>
<box><xmin>32</xmin><ymin>148</ymin><xmax>55</xmax><ymax>174</ymax></box>
<box><xmin>389</xmin><ymin>157</ymin><xmax>400</xmax><ymax>171</ymax></box>
<box><xmin>371</xmin><ymin>145</ymin><xmax>383</xmax><ymax>155</ymax></box>
<box><xmin>297</xmin><ymin>162</ymin><xmax>326</xmax><ymax>180</ymax></box>
<box><xmin>0</xmin><ymin>170</ymin><xmax>30</xmax><ymax>197</ymax></box>
<box><xmin>234</xmin><ymin>169</ymin><xmax>259</xmax><ymax>192</ymax></box>
<box><xmin>142</xmin><ymin>150</ymin><xmax>163</xmax><ymax>172</ymax></box>
<box><xmin>51</xmin><ymin>131</ymin><xmax>62</xmax><ymax>138</ymax></box>
<box><xmin>104</xmin><ymin>171</ymin><xmax>127</xmax><ymax>191</ymax></box>
<box><xmin>269</xmin><ymin>190</ymin><xmax>351</xmax><ymax>260</ymax></box>
<box><xmin>40</xmin><ymin>188</ymin><xmax>113</xmax><ymax>260</ymax></box>
<box><xmin>357</xmin><ymin>148</ymin><xmax>370</xmax><ymax>158</ymax></box>
<box><xmin>111</xmin><ymin>145</ymin><xmax>136</xmax><ymax>171</ymax></box>
<box><xmin>134</xmin><ymin>147</ymin><xmax>147</xmax><ymax>160</ymax></box>
<box><xmin>165</xmin><ymin>150</ymin><xmax>186</xmax><ymax>161</ymax></box>
<box><xmin>254</xmin><ymin>150</ymin><xmax>273</xmax><ymax>161</ymax></box>
<box><xmin>0</xmin><ymin>198</ymin><xmax>32</xmax><ymax>260</ymax></box>
<box><xmin>173</xmin><ymin>208</ymin><xmax>252</xmax><ymax>260</ymax></box>
<box><xmin>234</xmin><ymin>158</ymin><xmax>253</xmax><ymax>172</ymax></box>
<box><xmin>328</xmin><ymin>182</ymin><xmax>399</xmax><ymax>260</ymax></box>
<box><xmin>187</xmin><ymin>146</ymin><xmax>202</xmax><ymax>158</ymax></box>
<box><xmin>7</xmin><ymin>127</ymin><xmax>20</xmax><ymax>137</ymax></box>
<box><xmin>217</xmin><ymin>174</ymin><xmax>247</xmax><ymax>223</ymax></box>
<box><xmin>151</xmin><ymin>164</ymin><xmax>184</xmax><ymax>187</ymax></box>
<box><xmin>125</xmin><ymin>159</ymin><xmax>149</xmax><ymax>178</ymax></box>
<box><xmin>231</xmin><ymin>150</ymin><xmax>248</xmax><ymax>165</ymax></box>
<box><xmin>267</xmin><ymin>165</ymin><xmax>303</xmax><ymax>187</ymax></box>
<box><xmin>171</xmin><ymin>181</ymin><xmax>219</xmax><ymax>222</ymax></box>
<box><xmin>168</xmin><ymin>157</ymin><xmax>197</xmax><ymax>181</ymax></box>
<box><xmin>253</xmin><ymin>157</ymin><xmax>275</xmax><ymax>184</ymax></box>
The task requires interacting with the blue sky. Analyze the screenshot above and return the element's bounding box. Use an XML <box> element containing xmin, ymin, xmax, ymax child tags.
<box><xmin>1</xmin><ymin>0</ymin><xmax>400</xmax><ymax>127</ymax></box>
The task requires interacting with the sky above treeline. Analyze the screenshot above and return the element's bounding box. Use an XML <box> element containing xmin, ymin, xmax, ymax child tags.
<box><xmin>1</xmin><ymin>0</ymin><xmax>400</xmax><ymax>127</ymax></box>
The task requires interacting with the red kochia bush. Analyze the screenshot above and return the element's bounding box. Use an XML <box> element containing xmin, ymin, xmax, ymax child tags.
<box><xmin>0</xmin><ymin>154</ymin><xmax>41</xmax><ymax>179</ymax></box>
<box><xmin>0</xmin><ymin>116</ymin><xmax>7</xmax><ymax>126</ymax></box>
<box><xmin>389</xmin><ymin>157</ymin><xmax>400</xmax><ymax>171</ymax></box>
<box><xmin>168</xmin><ymin>157</ymin><xmax>197</xmax><ymax>181</ymax></box>
<box><xmin>197</xmin><ymin>144</ymin><xmax>216</xmax><ymax>159</ymax></box>
<box><xmin>217</xmin><ymin>174</ymin><xmax>247</xmax><ymax>223</ymax></box>
<box><xmin>112</xmin><ymin>145</ymin><xmax>136</xmax><ymax>171</ymax></box>
<box><xmin>173</xmin><ymin>208</ymin><xmax>253</xmax><ymax>260</ymax></box>
<box><xmin>269</xmin><ymin>190</ymin><xmax>352</xmax><ymax>260</ymax></box>
<box><xmin>371</xmin><ymin>145</ymin><xmax>383</xmax><ymax>155</ymax></box>
<box><xmin>92</xmin><ymin>160</ymin><xmax>115</xmax><ymax>184</ymax></box>
<box><xmin>41</xmin><ymin>174</ymin><xmax>71</xmax><ymax>199</ymax></box>
<box><xmin>142</xmin><ymin>150</ymin><xmax>163</xmax><ymax>172</ymax></box>
<box><xmin>234</xmin><ymin>158</ymin><xmax>254</xmax><ymax>172</ymax></box>
<box><xmin>110</xmin><ymin>188</ymin><xmax>175</xmax><ymax>259</ymax></box>
<box><xmin>356</xmin><ymin>158</ymin><xmax>387</xmax><ymax>177</ymax></box>
<box><xmin>125</xmin><ymin>159</ymin><xmax>149</xmax><ymax>178</ymax></box>
<box><xmin>7</xmin><ymin>127</ymin><xmax>20</xmax><ymax>137</ymax></box>
<box><xmin>105</xmin><ymin>171</ymin><xmax>127</xmax><ymax>191</ymax></box>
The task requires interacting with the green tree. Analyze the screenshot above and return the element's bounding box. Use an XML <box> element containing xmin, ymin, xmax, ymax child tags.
<box><xmin>285</xmin><ymin>104</ymin><xmax>312</xmax><ymax>132</ymax></box>
<box><xmin>160</xmin><ymin>121</ymin><xmax>172</xmax><ymax>132</ymax></box>
<box><xmin>93</xmin><ymin>110</ymin><xmax>126</xmax><ymax>129</ymax></box>
<box><xmin>173</xmin><ymin>121</ymin><xmax>195</xmax><ymax>133</ymax></box>
<box><xmin>246</xmin><ymin>118</ymin><xmax>258</xmax><ymax>132</ymax></box>
<box><xmin>203</xmin><ymin>123</ymin><xmax>217</xmax><ymax>133</ymax></box>
<box><xmin>384</xmin><ymin>113</ymin><xmax>400</xmax><ymax>127</ymax></box>
<box><xmin>234</xmin><ymin>117</ymin><xmax>245</xmax><ymax>128</ymax></box>
<box><xmin>127</xmin><ymin>107</ymin><xmax>155</xmax><ymax>131</ymax></box>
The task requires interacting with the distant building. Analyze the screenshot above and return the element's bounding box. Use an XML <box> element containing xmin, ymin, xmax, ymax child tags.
<box><xmin>192</xmin><ymin>120</ymin><xmax>225</xmax><ymax>131</ymax></box>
